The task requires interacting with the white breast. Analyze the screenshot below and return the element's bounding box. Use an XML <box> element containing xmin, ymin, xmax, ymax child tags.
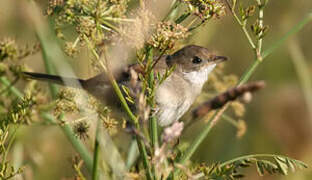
<box><xmin>155</xmin><ymin>65</ymin><xmax>216</xmax><ymax>126</ymax></box>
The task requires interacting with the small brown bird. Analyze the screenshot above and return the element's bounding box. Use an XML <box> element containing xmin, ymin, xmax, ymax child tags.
<box><xmin>24</xmin><ymin>45</ymin><xmax>227</xmax><ymax>126</ymax></box>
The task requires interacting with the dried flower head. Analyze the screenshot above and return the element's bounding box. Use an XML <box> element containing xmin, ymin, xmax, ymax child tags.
<box><xmin>149</xmin><ymin>21</ymin><xmax>189</xmax><ymax>52</ymax></box>
<box><xmin>231</xmin><ymin>101</ymin><xmax>245</xmax><ymax>117</ymax></box>
<box><xmin>181</xmin><ymin>0</ymin><xmax>226</xmax><ymax>20</ymax></box>
<box><xmin>64</xmin><ymin>41</ymin><xmax>79</xmax><ymax>57</ymax></box>
<box><xmin>251</xmin><ymin>19</ymin><xmax>270</xmax><ymax>39</ymax></box>
<box><xmin>52</xmin><ymin>0</ymin><xmax>129</xmax><ymax>48</ymax></box>
<box><xmin>87</xmin><ymin>95</ymin><xmax>118</xmax><ymax>134</ymax></box>
<box><xmin>54</xmin><ymin>88</ymin><xmax>79</xmax><ymax>117</ymax></box>
<box><xmin>0</xmin><ymin>38</ymin><xmax>18</xmax><ymax>61</ymax></box>
<box><xmin>73</xmin><ymin>121</ymin><xmax>90</xmax><ymax>140</ymax></box>
<box><xmin>46</xmin><ymin>0</ymin><xmax>64</xmax><ymax>15</ymax></box>
<box><xmin>4</xmin><ymin>94</ymin><xmax>36</xmax><ymax>125</ymax></box>
<box><xmin>241</xmin><ymin>5</ymin><xmax>256</xmax><ymax>20</ymax></box>
<box><xmin>101</xmin><ymin>116</ymin><xmax>118</xmax><ymax>135</ymax></box>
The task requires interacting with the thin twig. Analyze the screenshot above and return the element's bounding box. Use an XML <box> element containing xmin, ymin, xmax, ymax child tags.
<box><xmin>255</xmin><ymin>0</ymin><xmax>264</xmax><ymax>60</ymax></box>
<box><xmin>225</xmin><ymin>0</ymin><xmax>257</xmax><ymax>50</ymax></box>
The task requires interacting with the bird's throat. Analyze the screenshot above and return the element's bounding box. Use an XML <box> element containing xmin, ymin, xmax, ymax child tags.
<box><xmin>182</xmin><ymin>64</ymin><xmax>216</xmax><ymax>87</ymax></box>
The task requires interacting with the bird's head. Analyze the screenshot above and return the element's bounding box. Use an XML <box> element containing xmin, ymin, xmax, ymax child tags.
<box><xmin>166</xmin><ymin>45</ymin><xmax>228</xmax><ymax>85</ymax></box>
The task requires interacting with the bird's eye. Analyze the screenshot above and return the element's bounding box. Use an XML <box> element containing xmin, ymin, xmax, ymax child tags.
<box><xmin>192</xmin><ymin>56</ymin><xmax>202</xmax><ymax>64</ymax></box>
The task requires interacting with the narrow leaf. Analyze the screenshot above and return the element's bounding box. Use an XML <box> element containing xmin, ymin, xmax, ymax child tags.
<box><xmin>256</xmin><ymin>161</ymin><xmax>264</xmax><ymax>176</ymax></box>
<box><xmin>274</xmin><ymin>157</ymin><xmax>288</xmax><ymax>175</ymax></box>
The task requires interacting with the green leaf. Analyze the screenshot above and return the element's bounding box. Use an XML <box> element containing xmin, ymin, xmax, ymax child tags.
<box><xmin>286</xmin><ymin>158</ymin><xmax>295</xmax><ymax>172</ymax></box>
<box><xmin>256</xmin><ymin>161</ymin><xmax>264</xmax><ymax>176</ymax></box>
<box><xmin>274</xmin><ymin>157</ymin><xmax>288</xmax><ymax>175</ymax></box>
<box><xmin>218</xmin><ymin>154</ymin><xmax>307</xmax><ymax>178</ymax></box>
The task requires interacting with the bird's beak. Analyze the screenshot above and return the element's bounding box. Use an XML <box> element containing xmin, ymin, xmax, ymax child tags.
<box><xmin>211</xmin><ymin>56</ymin><xmax>228</xmax><ymax>64</ymax></box>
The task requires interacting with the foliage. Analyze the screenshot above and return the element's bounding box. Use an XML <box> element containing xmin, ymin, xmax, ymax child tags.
<box><xmin>193</xmin><ymin>154</ymin><xmax>307</xmax><ymax>179</ymax></box>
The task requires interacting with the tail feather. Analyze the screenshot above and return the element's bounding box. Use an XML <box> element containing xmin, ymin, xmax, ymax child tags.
<box><xmin>23</xmin><ymin>72</ymin><xmax>85</xmax><ymax>88</ymax></box>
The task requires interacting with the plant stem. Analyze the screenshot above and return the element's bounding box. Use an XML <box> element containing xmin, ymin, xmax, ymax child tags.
<box><xmin>92</xmin><ymin>119</ymin><xmax>101</xmax><ymax>180</ymax></box>
<box><xmin>99</xmin><ymin>47</ymin><xmax>153</xmax><ymax>180</ymax></box>
<box><xmin>99</xmin><ymin>19</ymin><xmax>121</xmax><ymax>34</ymax></box>
<box><xmin>222</xmin><ymin>114</ymin><xmax>239</xmax><ymax>128</ymax></box>
<box><xmin>103</xmin><ymin>17</ymin><xmax>135</xmax><ymax>23</ymax></box>
<box><xmin>225</xmin><ymin>0</ymin><xmax>256</xmax><ymax>50</ymax></box>
<box><xmin>126</xmin><ymin>139</ymin><xmax>139</xmax><ymax>169</ymax></box>
<box><xmin>107</xmin><ymin>68</ymin><xmax>153</xmax><ymax>180</ymax></box>
<box><xmin>162</xmin><ymin>0</ymin><xmax>179</xmax><ymax>21</ymax></box>
<box><xmin>150</xmin><ymin>116</ymin><xmax>158</xmax><ymax>148</ymax></box>
<box><xmin>175</xmin><ymin>12</ymin><xmax>312</xmax><ymax>168</ymax></box>
<box><xmin>146</xmin><ymin>48</ymin><xmax>158</xmax><ymax>149</ymax></box>
<box><xmin>3</xmin><ymin>126</ymin><xmax>18</xmax><ymax>165</ymax></box>
<box><xmin>256</xmin><ymin>0</ymin><xmax>264</xmax><ymax>57</ymax></box>
<box><xmin>0</xmin><ymin>77</ymin><xmax>23</xmax><ymax>98</ymax></box>
<box><xmin>238</xmin><ymin>59</ymin><xmax>261</xmax><ymax>85</ymax></box>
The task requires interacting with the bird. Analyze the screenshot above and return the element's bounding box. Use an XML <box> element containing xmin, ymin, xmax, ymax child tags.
<box><xmin>23</xmin><ymin>45</ymin><xmax>227</xmax><ymax>126</ymax></box>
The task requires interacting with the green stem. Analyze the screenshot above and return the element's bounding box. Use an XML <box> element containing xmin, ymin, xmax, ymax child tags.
<box><xmin>238</xmin><ymin>59</ymin><xmax>261</xmax><ymax>85</ymax></box>
<box><xmin>35</xmin><ymin>26</ymin><xmax>58</xmax><ymax>99</ymax></box>
<box><xmin>146</xmin><ymin>48</ymin><xmax>158</xmax><ymax>149</ymax></box>
<box><xmin>225</xmin><ymin>0</ymin><xmax>256</xmax><ymax>50</ymax></box>
<box><xmin>176</xmin><ymin>12</ymin><xmax>312</xmax><ymax>168</ymax></box>
<box><xmin>92</xmin><ymin>119</ymin><xmax>101</xmax><ymax>180</ymax></box>
<box><xmin>175</xmin><ymin>13</ymin><xmax>191</xmax><ymax>24</ymax></box>
<box><xmin>256</xmin><ymin>0</ymin><xmax>264</xmax><ymax>55</ymax></box>
<box><xmin>3</xmin><ymin>126</ymin><xmax>18</xmax><ymax>165</ymax></box>
<box><xmin>0</xmin><ymin>77</ymin><xmax>23</xmax><ymax>98</ymax></box>
<box><xmin>101</xmin><ymin>49</ymin><xmax>153</xmax><ymax>180</ymax></box>
<box><xmin>222</xmin><ymin>114</ymin><xmax>239</xmax><ymax>128</ymax></box>
<box><xmin>241</xmin><ymin>22</ymin><xmax>257</xmax><ymax>50</ymax></box>
<box><xmin>103</xmin><ymin>17</ymin><xmax>135</xmax><ymax>23</ymax></box>
<box><xmin>162</xmin><ymin>0</ymin><xmax>179</xmax><ymax>21</ymax></box>
<box><xmin>126</xmin><ymin>139</ymin><xmax>139</xmax><ymax>169</ymax></box>
<box><xmin>110</xmin><ymin>78</ymin><xmax>138</xmax><ymax>123</ymax></box>
<box><xmin>99</xmin><ymin>19</ymin><xmax>121</xmax><ymax>34</ymax></box>
<box><xmin>110</xmin><ymin>73</ymin><xmax>153</xmax><ymax>180</ymax></box>
<box><xmin>150</xmin><ymin>116</ymin><xmax>158</xmax><ymax>149</ymax></box>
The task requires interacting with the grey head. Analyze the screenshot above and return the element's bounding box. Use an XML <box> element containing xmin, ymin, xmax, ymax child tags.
<box><xmin>165</xmin><ymin>45</ymin><xmax>227</xmax><ymax>86</ymax></box>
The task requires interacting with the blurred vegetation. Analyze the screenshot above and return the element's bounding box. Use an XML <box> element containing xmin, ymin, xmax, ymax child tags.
<box><xmin>0</xmin><ymin>0</ymin><xmax>311</xmax><ymax>179</ymax></box>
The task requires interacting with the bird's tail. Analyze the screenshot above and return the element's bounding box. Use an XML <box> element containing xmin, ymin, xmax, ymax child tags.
<box><xmin>23</xmin><ymin>72</ymin><xmax>86</xmax><ymax>88</ymax></box>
